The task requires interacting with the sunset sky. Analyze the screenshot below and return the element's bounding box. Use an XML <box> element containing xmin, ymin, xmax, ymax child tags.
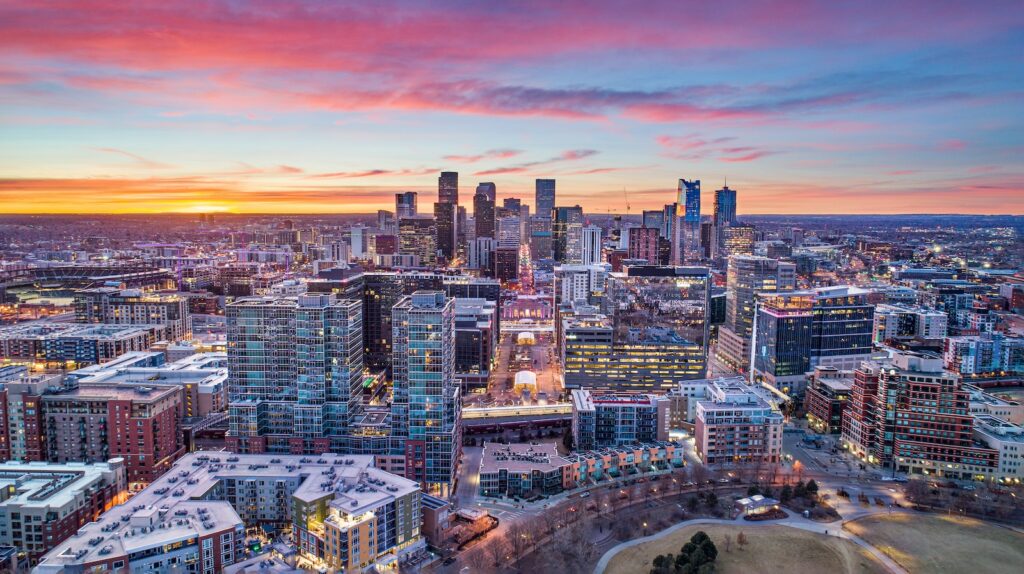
<box><xmin>1</xmin><ymin>1</ymin><xmax>1022</xmax><ymax>214</ymax></box>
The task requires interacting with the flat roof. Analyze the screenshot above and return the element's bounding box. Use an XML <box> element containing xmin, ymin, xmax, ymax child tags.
<box><xmin>38</xmin><ymin>452</ymin><xmax>419</xmax><ymax>569</ymax></box>
<box><xmin>0</xmin><ymin>460</ymin><xmax>122</xmax><ymax>512</ymax></box>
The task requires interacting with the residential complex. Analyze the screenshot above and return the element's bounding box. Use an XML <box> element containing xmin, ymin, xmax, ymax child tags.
<box><xmin>694</xmin><ymin>380</ymin><xmax>784</xmax><ymax>466</ymax></box>
<box><xmin>570</xmin><ymin>389</ymin><xmax>669</xmax><ymax>450</ymax></box>
<box><xmin>34</xmin><ymin>453</ymin><xmax>423</xmax><ymax>574</ymax></box>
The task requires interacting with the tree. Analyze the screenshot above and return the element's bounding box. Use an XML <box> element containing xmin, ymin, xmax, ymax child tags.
<box><xmin>780</xmin><ymin>484</ymin><xmax>793</xmax><ymax>502</ymax></box>
<box><xmin>747</xmin><ymin>485</ymin><xmax>761</xmax><ymax>497</ymax></box>
<box><xmin>700</xmin><ymin>539</ymin><xmax>718</xmax><ymax>561</ymax></box>
<box><xmin>690</xmin><ymin>531</ymin><xmax>710</xmax><ymax>545</ymax></box>
<box><xmin>485</xmin><ymin>537</ymin><xmax>510</xmax><ymax>567</ymax></box>
<box><xmin>737</xmin><ymin>531</ymin><xmax>749</xmax><ymax>550</ymax></box>
<box><xmin>793</xmin><ymin>481</ymin><xmax>807</xmax><ymax>499</ymax></box>
<box><xmin>505</xmin><ymin>520</ymin><xmax>532</xmax><ymax>560</ymax></box>
<box><xmin>687</xmin><ymin>496</ymin><xmax>699</xmax><ymax>512</ymax></box>
<box><xmin>463</xmin><ymin>548</ymin><xmax>489</xmax><ymax>572</ymax></box>
<box><xmin>562</xmin><ymin>427</ymin><xmax>574</xmax><ymax>451</ymax></box>
<box><xmin>696</xmin><ymin>563</ymin><xmax>716</xmax><ymax>574</ymax></box>
<box><xmin>723</xmin><ymin>533</ymin><xmax>732</xmax><ymax>553</ymax></box>
<box><xmin>806</xmin><ymin>479</ymin><xmax>819</xmax><ymax>495</ymax></box>
<box><xmin>705</xmin><ymin>492</ymin><xmax>719</xmax><ymax>510</ymax></box>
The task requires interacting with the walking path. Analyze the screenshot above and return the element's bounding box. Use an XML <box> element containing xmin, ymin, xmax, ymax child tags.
<box><xmin>592</xmin><ymin>509</ymin><xmax>909</xmax><ymax>574</ymax></box>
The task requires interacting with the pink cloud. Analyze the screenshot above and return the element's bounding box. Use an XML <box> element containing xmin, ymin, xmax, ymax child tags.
<box><xmin>443</xmin><ymin>149</ymin><xmax>522</xmax><ymax>163</ymax></box>
<box><xmin>93</xmin><ymin>147</ymin><xmax>173</xmax><ymax>169</ymax></box>
<box><xmin>937</xmin><ymin>139</ymin><xmax>967</xmax><ymax>150</ymax></box>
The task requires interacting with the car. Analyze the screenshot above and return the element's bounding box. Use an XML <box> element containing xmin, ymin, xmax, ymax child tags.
<box><xmin>718</xmin><ymin>478</ymin><xmax>730</xmax><ymax>484</ymax></box>
<box><xmin>580</xmin><ymin>491</ymin><xmax>592</xmax><ymax>498</ymax></box>
<box><xmin>443</xmin><ymin>557</ymin><xmax>456</xmax><ymax>566</ymax></box>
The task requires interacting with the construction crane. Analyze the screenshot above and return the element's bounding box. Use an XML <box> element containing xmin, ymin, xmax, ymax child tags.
<box><xmin>622</xmin><ymin>187</ymin><xmax>631</xmax><ymax>216</ymax></box>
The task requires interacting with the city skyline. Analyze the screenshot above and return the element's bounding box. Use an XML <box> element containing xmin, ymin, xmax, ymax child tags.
<box><xmin>2</xmin><ymin>1</ymin><xmax>1023</xmax><ymax>215</ymax></box>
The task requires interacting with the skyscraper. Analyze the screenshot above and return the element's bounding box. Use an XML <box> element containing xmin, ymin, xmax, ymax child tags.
<box><xmin>680</xmin><ymin>179</ymin><xmax>702</xmax><ymax>262</ymax></box>
<box><xmin>718</xmin><ymin>256</ymin><xmax>797</xmax><ymax>372</ymax></box>
<box><xmin>399</xmin><ymin>215</ymin><xmax>438</xmax><ymax>265</ymax></box>
<box><xmin>535</xmin><ymin>179</ymin><xmax>556</xmax><ymax>217</ymax></box>
<box><xmin>391</xmin><ymin>291</ymin><xmax>461</xmax><ymax>496</ymax></box>
<box><xmin>713</xmin><ymin>186</ymin><xmax>737</xmax><ymax>226</ymax></box>
<box><xmin>433</xmin><ymin>202</ymin><xmax>457</xmax><ymax>261</ymax></box>
<box><xmin>473</xmin><ymin>186</ymin><xmax>496</xmax><ymax>239</ymax></box>
<box><xmin>552</xmin><ymin>205</ymin><xmax>584</xmax><ymax>264</ymax></box>
<box><xmin>627</xmin><ymin>226</ymin><xmax>660</xmax><ymax>264</ymax></box>
<box><xmin>226</xmin><ymin>293</ymin><xmax>363</xmax><ymax>454</ymax></box>
<box><xmin>395</xmin><ymin>191</ymin><xmax>418</xmax><ymax>219</ymax></box>
<box><xmin>477</xmin><ymin>182</ymin><xmax>496</xmax><ymax>202</ymax></box>
<box><xmin>438</xmin><ymin>171</ymin><xmax>459</xmax><ymax>205</ymax></box>
<box><xmin>581</xmin><ymin>225</ymin><xmax>602</xmax><ymax>265</ymax></box>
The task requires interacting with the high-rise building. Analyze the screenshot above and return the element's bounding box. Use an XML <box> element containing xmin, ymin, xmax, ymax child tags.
<box><xmin>468</xmin><ymin>237</ymin><xmax>497</xmax><ymax>273</ymax></box>
<box><xmin>552</xmin><ymin>205</ymin><xmax>584</xmax><ymax>264</ymax></box>
<box><xmin>438</xmin><ymin>171</ymin><xmax>459</xmax><ymax>205</ymax></box>
<box><xmin>502</xmin><ymin>197</ymin><xmax>520</xmax><ymax>213</ymax></box>
<box><xmin>226</xmin><ymin>294</ymin><xmax>364</xmax><ymax>454</ymax></box>
<box><xmin>42</xmin><ymin>384</ymin><xmax>185</xmax><ymax>487</ymax></box>
<box><xmin>562</xmin><ymin>266</ymin><xmax>711</xmax><ymax>392</ymax></box>
<box><xmin>581</xmin><ymin>225</ymin><xmax>602</xmax><ymax>265</ymax></box>
<box><xmin>399</xmin><ymin>215</ymin><xmax>438</xmax><ymax>266</ymax></box>
<box><xmin>627</xmin><ymin>226</ymin><xmax>660</xmax><ymax>264</ymax></box>
<box><xmin>391</xmin><ymin>292</ymin><xmax>461</xmax><ymax>496</ymax></box>
<box><xmin>713</xmin><ymin>186</ymin><xmax>737</xmax><ymax>227</ymax></box>
<box><xmin>717</xmin><ymin>256</ymin><xmax>796</xmax><ymax>370</ymax></box>
<box><xmin>754</xmin><ymin>286</ymin><xmax>874</xmax><ymax>393</ymax></box>
<box><xmin>473</xmin><ymin>187</ymin><xmax>496</xmax><ymax>239</ymax></box>
<box><xmin>531</xmin><ymin>179</ymin><xmax>556</xmax><ymax>259</ymax></box>
<box><xmin>433</xmin><ymin>202</ymin><xmax>457</xmax><ymax>261</ymax></box>
<box><xmin>553</xmin><ymin>264</ymin><xmax>608</xmax><ymax>306</ymax></box>
<box><xmin>680</xmin><ymin>179</ymin><xmax>702</xmax><ymax>262</ymax></box>
<box><xmin>642</xmin><ymin>210</ymin><xmax>665</xmax><ymax>234</ymax></box>
<box><xmin>476</xmin><ymin>181</ymin><xmax>496</xmax><ymax>202</ymax></box>
<box><xmin>395</xmin><ymin>191</ymin><xmax>418</xmax><ymax>219</ymax></box>
<box><xmin>718</xmin><ymin>224</ymin><xmax>755</xmax><ymax>260</ymax></box>
<box><xmin>530</xmin><ymin>215</ymin><xmax>553</xmax><ymax>259</ymax></box>
<box><xmin>535</xmin><ymin>179</ymin><xmax>556</xmax><ymax>217</ymax></box>
<box><xmin>493</xmin><ymin>247</ymin><xmax>519</xmax><ymax>282</ymax></box>
<box><xmin>496</xmin><ymin>212</ymin><xmax>521</xmax><ymax>248</ymax></box>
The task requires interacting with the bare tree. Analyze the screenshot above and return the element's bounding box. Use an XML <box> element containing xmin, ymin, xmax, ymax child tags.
<box><xmin>737</xmin><ymin>530</ymin><xmax>748</xmax><ymax>550</ymax></box>
<box><xmin>463</xmin><ymin>548</ymin><xmax>490</xmax><ymax>572</ymax></box>
<box><xmin>724</xmin><ymin>533</ymin><xmax>732</xmax><ymax>552</ymax></box>
<box><xmin>485</xmin><ymin>537</ymin><xmax>510</xmax><ymax>568</ymax></box>
<box><xmin>505</xmin><ymin>521</ymin><xmax>533</xmax><ymax>562</ymax></box>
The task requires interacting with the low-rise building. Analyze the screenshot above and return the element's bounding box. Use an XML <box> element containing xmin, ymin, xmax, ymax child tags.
<box><xmin>478</xmin><ymin>441</ymin><xmax>683</xmax><ymax>498</ymax></box>
<box><xmin>972</xmin><ymin>415</ymin><xmax>1024</xmax><ymax>483</ymax></box>
<box><xmin>571</xmin><ymin>389</ymin><xmax>669</xmax><ymax>450</ymax></box>
<box><xmin>0</xmin><ymin>323</ymin><xmax>162</xmax><ymax>368</ymax></box>
<box><xmin>804</xmin><ymin>367</ymin><xmax>853</xmax><ymax>434</ymax></box>
<box><xmin>965</xmin><ymin>384</ymin><xmax>1024</xmax><ymax>425</ymax></box>
<box><xmin>0</xmin><ymin>459</ymin><xmax>126</xmax><ymax>561</ymax></box>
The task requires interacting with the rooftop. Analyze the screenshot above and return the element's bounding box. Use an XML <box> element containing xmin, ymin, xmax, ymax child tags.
<box><xmin>37</xmin><ymin>452</ymin><xmax>419</xmax><ymax>570</ymax></box>
<box><xmin>0</xmin><ymin>459</ymin><xmax>124</xmax><ymax>512</ymax></box>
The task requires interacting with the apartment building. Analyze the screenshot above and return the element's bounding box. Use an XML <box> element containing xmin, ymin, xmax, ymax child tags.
<box><xmin>570</xmin><ymin>389</ymin><xmax>669</xmax><ymax>450</ymax></box>
<box><xmin>694</xmin><ymin>380</ymin><xmax>783</xmax><ymax>466</ymax></box>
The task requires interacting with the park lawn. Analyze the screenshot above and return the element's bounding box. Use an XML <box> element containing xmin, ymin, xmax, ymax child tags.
<box><xmin>844</xmin><ymin>512</ymin><xmax>1024</xmax><ymax>574</ymax></box>
<box><xmin>604</xmin><ymin>524</ymin><xmax>887</xmax><ymax>574</ymax></box>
